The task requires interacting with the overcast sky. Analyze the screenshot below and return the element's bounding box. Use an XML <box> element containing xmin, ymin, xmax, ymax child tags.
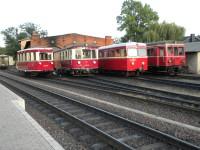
<box><xmin>0</xmin><ymin>0</ymin><xmax>200</xmax><ymax>47</ymax></box>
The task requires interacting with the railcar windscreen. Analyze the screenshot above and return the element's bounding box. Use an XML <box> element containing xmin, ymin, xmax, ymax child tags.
<box><xmin>138</xmin><ymin>49</ymin><xmax>147</xmax><ymax>56</ymax></box>
<box><xmin>127</xmin><ymin>48</ymin><xmax>137</xmax><ymax>57</ymax></box>
<box><xmin>39</xmin><ymin>53</ymin><xmax>52</xmax><ymax>60</ymax></box>
<box><xmin>82</xmin><ymin>49</ymin><xmax>92</xmax><ymax>59</ymax></box>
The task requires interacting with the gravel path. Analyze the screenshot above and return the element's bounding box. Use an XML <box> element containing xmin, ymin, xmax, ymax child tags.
<box><xmin>24</xmin><ymin>99</ymin><xmax>88</xmax><ymax>150</ymax></box>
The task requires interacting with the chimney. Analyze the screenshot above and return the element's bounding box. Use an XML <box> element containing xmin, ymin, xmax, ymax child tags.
<box><xmin>190</xmin><ymin>34</ymin><xmax>195</xmax><ymax>42</ymax></box>
<box><xmin>105</xmin><ymin>36</ymin><xmax>113</xmax><ymax>46</ymax></box>
<box><xmin>31</xmin><ymin>31</ymin><xmax>40</xmax><ymax>47</ymax></box>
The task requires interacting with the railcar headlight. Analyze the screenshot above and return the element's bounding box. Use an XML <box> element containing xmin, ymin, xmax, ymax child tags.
<box><xmin>168</xmin><ymin>59</ymin><xmax>172</xmax><ymax>63</ymax></box>
<box><xmin>131</xmin><ymin>62</ymin><xmax>134</xmax><ymax>66</ymax></box>
<box><xmin>142</xmin><ymin>62</ymin><xmax>145</xmax><ymax>65</ymax></box>
<box><xmin>39</xmin><ymin>62</ymin><xmax>42</xmax><ymax>65</ymax></box>
<box><xmin>77</xmin><ymin>61</ymin><xmax>81</xmax><ymax>64</ymax></box>
<box><xmin>93</xmin><ymin>61</ymin><xmax>96</xmax><ymax>64</ymax></box>
<box><xmin>51</xmin><ymin>62</ymin><xmax>54</xmax><ymax>64</ymax></box>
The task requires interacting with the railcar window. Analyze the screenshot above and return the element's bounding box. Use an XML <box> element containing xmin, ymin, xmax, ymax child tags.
<box><xmin>61</xmin><ymin>52</ymin><xmax>63</xmax><ymax>60</ymax></box>
<box><xmin>68</xmin><ymin>50</ymin><xmax>72</xmax><ymax>59</ymax></box>
<box><xmin>23</xmin><ymin>53</ymin><xmax>26</xmax><ymax>61</ymax></box>
<box><xmin>31</xmin><ymin>52</ymin><xmax>35</xmax><ymax>61</ymax></box>
<box><xmin>65</xmin><ymin>51</ymin><xmax>68</xmax><ymax>59</ymax></box>
<box><xmin>120</xmin><ymin>49</ymin><xmax>126</xmax><ymax>57</ymax></box>
<box><xmin>174</xmin><ymin>47</ymin><xmax>179</xmax><ymax>56</ymax></box>
<box><xmin>159</xmin><ymin>48</ymin><xmax>164</xmax><ymax>57</ymax></box>
<box><xmin>62</xmin><ymin>52</ymin><xmax>65</xmax><ymax>60</ymax></box>
<box><xmin>99</xmin><ymin>51</ymin><xmax>103</xmax><ymax>58</ymax></box>
<box><xmin>178</xmin><ymin>47</ymin><xmax>184</xmax><ymax>55</ymax></box>
<box><xmin>24</xmin><ymin>53</ymin><xmax>26</xmax><ymax>61</ymax></box>
<box><xmin>33</xmin><ymin>53</ymin><xmax>36</xmax><ymax>61</ymax></box>
<box><xmin>167</xmin><ymin>47</ymin><xmax>173</xmax><ymax>55</ymax></box>
<box><xmin>48</xmin><ymin>53</ymin><xmax>52</xmax><ymax>60</ymax></box>
<box><xmin>138</xmin><ymin>49</ymin><xmax>147</xmax><ymax>56</ymax></box>
<box><xmin>75</xmin><ymin>49</ymin><xmax>82</xmax><ymax>59</ymax></box>
<box><xmin>127</xmin><ymin>48</ymin><xmax>137</xmax><ymax>57</ymax></box>
<box><xmin>83</xmin><ymin>49</ymin><xmax>91</xmax><ymax>59</ymax></box>
<box><xmin>39</xmin><ymin>53</ymin><xmax>52</xmax><ymax>60</ymax></box>
<box><xmin>92</xmin><ymin>50</ymin><xmax>96</xmax><ymax>58</ymax></box>
<box><xmin>114</xmin><ymin>49</ymin><xmax>120</xmax><ymax>57</ymax></box>
<box><xmin>26</xmin><ymin>53</ymin><xmax>30</xmax><ymax>61</ymax></box>
<box><xmin>108</xmin><ymin>50</ymin><xmax>115</xmax><ymax>57</ymax></box>
<box><xmin>160</xmin><ymin>49</ymin><xmax>165</xmax><ymax>57</ymax></box>
<box><xmin>104</xmin><ymin>51</ymin><xmax>108</xmax><ymax>57</ymax></box>
<box><xmin>147</xmin><ymin>48</ymin><xmax>155</xmax><ymax>56</ymax></box>
<box><xmin>19</xmin><ymin>54</ymin><xmax>21</xmax><ymax>62</ymax></box>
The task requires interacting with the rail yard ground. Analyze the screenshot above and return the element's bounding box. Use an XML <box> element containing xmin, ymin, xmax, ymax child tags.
<box><xmin>0</xmin><ymin>69</ymin><xmax>200</xmax><ymax>150</ymax></box>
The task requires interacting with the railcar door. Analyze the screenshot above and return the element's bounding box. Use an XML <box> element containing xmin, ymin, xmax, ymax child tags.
<box><xmin>174</xmin><ymin>46</ymin><xmax>185</xmax><ymax>66</ymax></box>
<box><xmin>158</xmin><ymin>47</ymin><xmax>165</xmax><ymax>66</ymax></box>
<box><xmin>167</xmin><ymin>46</ymin><xmax>174</xmax><ymax>66</ymax></box>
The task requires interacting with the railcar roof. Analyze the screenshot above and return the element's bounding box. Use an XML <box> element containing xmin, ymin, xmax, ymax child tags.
<box><xmin>99</xmin><ymin>42</ymin><xmax>146</xmax><ymax>50</ymax></box>
<box><xmin>17</xmin><ymin>48</ymin><xmax>53</xmax><ymax>53</ymax></box>
<box><xmin>147</xmin><ymin>41</ymin><xmax>184</xmax><ymax>46</ymax></box>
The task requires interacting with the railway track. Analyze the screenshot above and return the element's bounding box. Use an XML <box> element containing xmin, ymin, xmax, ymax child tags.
<box><xmin>4</xmin><ymin>70</ymin><xmax>200</xmax><ymax>112</ymax></box>
<box><xmin>135</xmin><ymin>76</ymin><xmax>200</xmax><ymax>90</ymax></box>
<box><xmin>4</xmin><ymin>70</ymin><xmax>200</xmax><ymax>115</ymax></box>
<box><xmin>0</xmin><ymin>74</ymin><xmax>199</xmax><ymax>149</ymax></box>
<box><xmin>178</xmin><ymin>74</ymin><xmax>200</xmax><ymax>80</ymax></box>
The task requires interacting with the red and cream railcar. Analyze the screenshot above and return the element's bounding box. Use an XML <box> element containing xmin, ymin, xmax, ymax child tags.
<box><xmin>147</xmin><ymin>42</ymin><xmax>186</xmax><ymax>74</ymax></box>
<box><xmin>16</xmin><ymin>48</ymin><xmax>54</xmax><ymax>76</ymax></box>
<box><xmin>98</xmin><ymin>42</ymin><xmax>148</xmax><ymax>76</ymax></box>
<box><xmin>54</xmin><ymin>45</ymin><xmax>98</xmax><ymax>75</ymax></box>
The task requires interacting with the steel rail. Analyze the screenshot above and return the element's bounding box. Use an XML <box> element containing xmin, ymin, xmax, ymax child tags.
<box><xmin>0</xmin><ymin>74</ymin><xmax>199</xmax><ymax>149</ymax></box>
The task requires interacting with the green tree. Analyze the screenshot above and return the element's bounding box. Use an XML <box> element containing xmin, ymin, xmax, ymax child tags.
<box><xmin>1</xmin><ymin>22</ymin><xmax>48</xmax><ymax>58</ymax></box>
<box><xmin>143</xmin><ymin>22</ymin><xmax>185</xmax><ymax>42</ymax></box>
<box><xmin>117</xmin><ymin>0</ymin><xmax>159</xmax><ymax>42</ymax></box>
<box><xmin>19</xmin><ymin>22</ymin><xmax>47</xmax><ymax>38</ymax></box>
<box><xmin>0</xmin><ymin>47</ymin><xmax>6</xmax><ymax>54</ymax></box>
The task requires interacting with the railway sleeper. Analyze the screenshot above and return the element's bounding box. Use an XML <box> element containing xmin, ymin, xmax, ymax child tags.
<box><xmin>106</xmin><ymin>127</ymin><xmax>127</xmax><ymax>134</ymax></box>
<box><xmin>90</xmin><ymin>142</ymin><xmax>110</xmax><ymax>150</ymax></box>
<box><xmin>110</xmin><ymin>129</ymin><xmax>133</xmax><ymax>139</ymax></box>
<box><xmin>84</xmin><ymin>116</ymin><xmax>103</xmax><ymax>123</ymax></box>
<box><xmin>59</xmin><ymin>121</ymin><xmax>71</xmax><ymax>129</ymax></box>
<box><xmin>47</xmin><ymin>113</ymin><xmax>58</xmax><ymax>119</ymax></box>
<box><xmin>67</xmin><ymin>109</ymin><xmax>85</xmax><ymax>114</ymax></box>
<box><xmin>118</xmin><ymin>134</ymin><xmax>141</xmax><ymax>143</ymax></box>
<box><xmin>78</xmin><ymin>134</ymin><xmax>101</xmax><ymax>146</ymax></box>
<box><xmin>94</xmin><ymin>122</ymin><xmax>113</xmax><ymax>128</ymax></box>
<box><xmin>69</xmin><ymin>128</ymin><xmax>83</xmax><ymax>137</ymax></box>
<box><xmin>54</xmin><ymin>117</ymin><xmax>65</xmax><ymax>124</ymax></box>
<box><xmin>136</xmin><ymin>142</ymin><xmax>172</xmax><ymax>150</ymax></box>
<box><xmin>75</xmin><ymin>112</ymin><xmax>94</xmax><ymax>118</ymax></box>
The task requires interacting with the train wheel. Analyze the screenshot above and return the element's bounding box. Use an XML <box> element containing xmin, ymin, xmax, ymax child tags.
<box><xmin>125</xmin><ymin>71</ymin><xmax>130</xmax><ymax>77</ymax></box>
<box><xmin>135</xmin><ymin>70</ymin><xmax>140</xmax><ymax>76</ymax></box>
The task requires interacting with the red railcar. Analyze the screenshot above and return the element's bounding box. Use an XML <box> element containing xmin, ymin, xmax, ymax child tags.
<box><xmin>98</xmin><ymin>42</ymin><xmax>148</xmax><ymax>76</ymax></box>
<box><xmin>16</xmin><ymin>48</ymin><xmax>54</xmax><ymax>76</ymax></box>
<box><xmin>54</xmin><ymin>45</ymin><xmax>98</xmax><ymax>75</ymax></box>
<box><xmin>147</xmin><ymin>42</ymin><xmax>186</xmax><ymax>74</ymax></box>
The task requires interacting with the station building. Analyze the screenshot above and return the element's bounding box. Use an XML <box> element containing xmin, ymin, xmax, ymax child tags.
<box><xmin>184</xmin><ymin>34</ymin><xmax>200</xmax><ymax>74</ymax></box>
<box><xmin>19</xmin><ymin>32</ymin><xmax>113</xmax><ymax>50</ymax></box>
